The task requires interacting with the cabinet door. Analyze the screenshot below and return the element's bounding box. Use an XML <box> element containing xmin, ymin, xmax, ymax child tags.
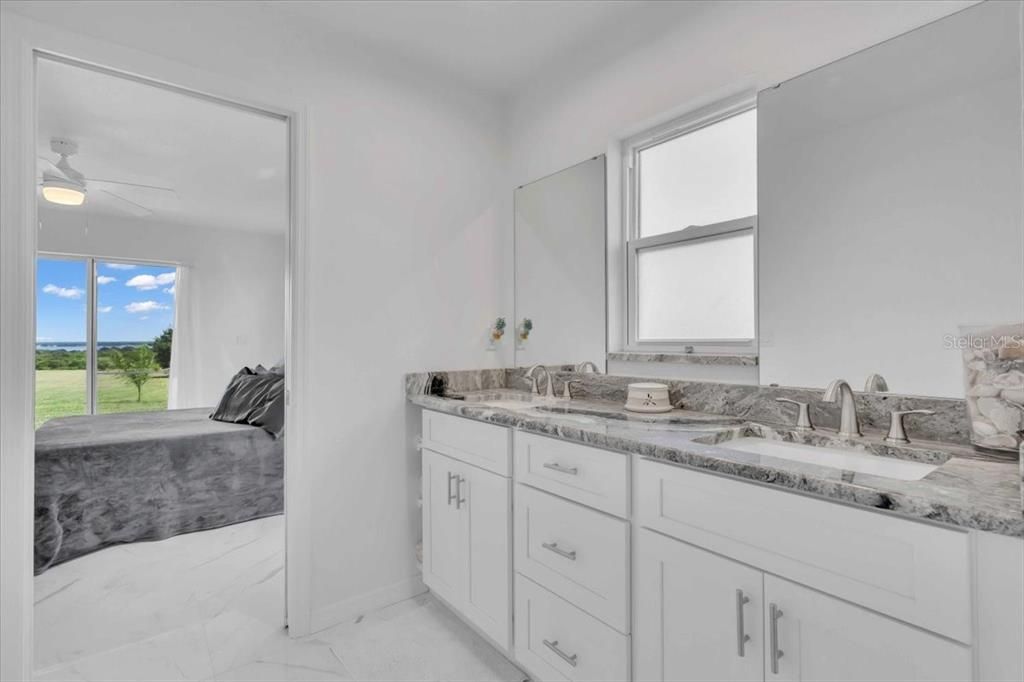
<box><xmin>763</xmin><ymin>575</ymin><xmax>971</xmax><ymax>682</ymax></box>
<box><xmin>463</xmin><ymin>465</ymin><xmax>511</xmax><ymax>651</ymax></box>
<box><xmin>422</xmin><ymin>449</ymin><xmax>467</xmax><ymax>608</ymax></box>
<box><xmin>635</xmin><ymin>529</ymin><xmax>764</xmax><ymax>682</ymax></box>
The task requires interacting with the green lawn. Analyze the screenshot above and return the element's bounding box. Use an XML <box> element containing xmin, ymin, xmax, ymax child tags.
<box><xmin>35</xmin><ymin>369</ymin><xmax>169</xmax><ymax>428</ymax></box>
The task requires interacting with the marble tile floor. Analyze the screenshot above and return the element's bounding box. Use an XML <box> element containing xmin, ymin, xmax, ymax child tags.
<box><xmin>34</xmin><ymin>516</ymin><xmax>525</xmax><ymax>681</ymax></box>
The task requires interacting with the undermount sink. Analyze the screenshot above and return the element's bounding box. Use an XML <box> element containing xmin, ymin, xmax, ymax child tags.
<box><xmin>452</xmin><ymin>392</ymin><xmax>598</xmax><ymax>424</ymax></box>
<box><xmin>450</xmin><ymin>390</ymin><xmax>742</xmax><ymax>428</ymax></box>
<box><xmin>702</xmin><ymin>429</ymin><xmax>945</xmax><ymax>481</ymax></box>
<box><xmin>457</xmin><ymin>391</ymin><xmax>546</xmax><ymax>405</ymax></box>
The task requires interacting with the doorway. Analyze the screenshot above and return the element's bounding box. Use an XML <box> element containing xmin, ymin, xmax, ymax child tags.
<box><xmin>28</xmin><ymin>53</ymin><xmax>298</xmax><ymax>680</ymax></box>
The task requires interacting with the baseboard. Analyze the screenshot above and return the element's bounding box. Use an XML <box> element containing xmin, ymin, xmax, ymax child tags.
<box><xmin>309</xmin><ymin>575</ymin><xmax>427</xmax><ymax>634</ymax></box>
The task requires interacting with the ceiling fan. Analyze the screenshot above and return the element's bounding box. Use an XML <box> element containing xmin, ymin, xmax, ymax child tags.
<box><xmin>38</xmin><ymin>137</ymin><xmax>177</xmax><ymax>217</ymax></box>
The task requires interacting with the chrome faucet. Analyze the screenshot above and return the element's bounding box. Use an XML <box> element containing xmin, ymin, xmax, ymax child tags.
<box><xmin>525</xmin><ymin>364</ymin><xmax>555</xmax><ymax>398</ymax></box>
<box><xmin>575</xmin><ymin>361</ymin><xmax>601</xmax><ymax>374</ymax></box>
<box><xmin>822</xmin><ymin>379</ymin><xmax>862</xmax><ymax>438</ymax></box>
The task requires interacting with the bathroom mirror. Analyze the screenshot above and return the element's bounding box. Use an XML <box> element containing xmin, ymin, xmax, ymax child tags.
<box><xmin>514</xmin><ymin>155</ymin><xmax>606</xmax><ymax>369</ymax></box>
<box><xmin>757</xmin><ymin>0</ymin><xmax>1022</xmax><ymax>399</ymax></box>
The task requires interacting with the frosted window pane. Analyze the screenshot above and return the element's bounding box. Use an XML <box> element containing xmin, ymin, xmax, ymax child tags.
<box><xmin>639</xmin><ymin>109</ymin><xmax>756</xmax><ymax>238</ymax></box>
<box><xmin>637</xmin><ymin>232</ymin><xmax>755</xmax><ymax>340</ymax></box>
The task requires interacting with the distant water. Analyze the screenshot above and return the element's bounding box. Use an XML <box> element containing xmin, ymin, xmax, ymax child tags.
<box><xmin>36</xmin><ymin>341</ymin><xmax>150</xmax><ymax>352</ymax></box>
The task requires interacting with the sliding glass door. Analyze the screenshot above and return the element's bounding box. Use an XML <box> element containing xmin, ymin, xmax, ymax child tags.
<box><xmin>35</xmin><ymin>257</ymin><xmax>89</xmax><ymax>427</ymax></box>
<box><xmin>96</xmin><ymin>261</ymin><xmax>176</xmax><ymax>414</ymax></box>
<box><xmin>35</xmin><ymin>255</ymin><xmax>177</xmax><ymax>427</ymax></box>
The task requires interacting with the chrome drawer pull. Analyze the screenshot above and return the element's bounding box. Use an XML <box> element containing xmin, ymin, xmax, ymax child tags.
<box><xmin>446</xmin><ymin>471</ymin><xmax>457</xmax><ymax>506</ymax></box>
<box><xmin>542</xmin><ymin>639</ymin><xmax>578</xmax><ymax>668</ymax></box>
<box><xmin>769</xmin><ymin>603</ymin><xmax>784</xmax><ymax>674</ymax></box>
<box><xmin>541</xmin><ymin>541</ymin><xmax>577</xmax><ymax>561</ymax></box>
<box><xmin>543</xmin><ymin>462</ymin><xmax>579</xmax><ymax>476</ymax></box>
<box><xmin>736</xmin><ymin>589</ymin><xmax>751</xmax><ymax>657</ymax></box>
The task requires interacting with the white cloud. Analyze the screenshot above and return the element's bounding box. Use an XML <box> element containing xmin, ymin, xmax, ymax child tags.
<box><xmin>42</xmin><ymin>283</ymin><xmax>84</xmax><ymax>299</ymax></box>
<box><xmin>96</xmin><ymin>275</ymin><xmax>117</xmax><ymax>285</ymax></box>
<box><xmin>124</xmin><ymin>300</ymin><xmax>169</xmax><ymax>314</ymax></box>
<box><xmin>126</xmin><ymin>272</ymin><xmax>176</xmax><ymax>291</ymax></box>
<box><xmin>105</xmin><ymin>263</ymin><xmax>136</xmax><ymax>270</ymax></box>
<box><xmin>98</xmin><ymin>305</ymin><xmax>112</xmax><ymax>313</ymax></box>
<box><xmin>139</xmin><ymin>316</ymin><xmax>149</xmax><ymax>321</ymax></box>
<box><xmin>164</xmin><ymin>285</ymin><xmax>176</xmax><ymax>296</ymax></box>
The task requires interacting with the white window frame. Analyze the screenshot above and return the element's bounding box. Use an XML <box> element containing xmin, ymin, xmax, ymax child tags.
<box><xmin>622</xmin><ymin>94</ymin><xmax>758</xmax><ymax>354</ymax></box>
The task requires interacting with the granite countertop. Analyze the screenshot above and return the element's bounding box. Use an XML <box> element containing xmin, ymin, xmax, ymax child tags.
<box><xmin>409</xmin><ymin>390</ymin><xmax>1023</xmax><ymax>538</ymax></box>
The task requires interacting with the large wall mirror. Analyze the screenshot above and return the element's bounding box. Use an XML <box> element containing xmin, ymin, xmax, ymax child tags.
<box><xmin>758</xmin><ymin>0</ymin><xmax>1022</xmax><ymax>398</ymax></box>
<box><xmin>514</xmin><ymin>156</ymin><xmax>606</xmax><ymax>368</ymax></box>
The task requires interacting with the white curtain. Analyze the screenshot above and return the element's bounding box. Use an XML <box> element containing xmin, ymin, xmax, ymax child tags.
<box><xmin>167</xmin><ymin>265</ymin><xmax>199</xmax><ymax>409</ymax></box>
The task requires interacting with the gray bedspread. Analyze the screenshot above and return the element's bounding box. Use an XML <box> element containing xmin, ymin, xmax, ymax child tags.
<box><xmin>35</xmin><ymin>408</ymin><xmax>283</xmax><ymax>574</ymax></box>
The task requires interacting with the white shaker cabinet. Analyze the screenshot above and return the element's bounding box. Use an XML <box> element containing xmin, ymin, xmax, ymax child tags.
<box><xmin>634</xmin><ymin>529</ymin><xmax>763</xmax><ymax>682</ymax></box>
<box><xmin>422</xmin><ymin>449</ymin><xmax>468</xmax><ymax>606</ymax></box>
<box><xmin>762</xmin><ymin>574</ymin><xmax>971</xmax><ymax>682</ymax></box>
<box><xmin>635</xmin><ymin>528</ymin><xmax>971</xmax><ymax>682</ymax></box>
<box><xmin>421</xmin><ymin>412</ymin><xmax>512</xmax><ymax>653</ymax></box>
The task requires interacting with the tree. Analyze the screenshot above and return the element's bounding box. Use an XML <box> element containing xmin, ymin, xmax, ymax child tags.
<box><xmin>152</xmin><ymin>327</ymin><xmax>173</xmax><ymax>369</ymax></box>
<box><xmin>111</xmin><ymin>346</ymin><xmax>158</xmax><ymax>402</ymax></box>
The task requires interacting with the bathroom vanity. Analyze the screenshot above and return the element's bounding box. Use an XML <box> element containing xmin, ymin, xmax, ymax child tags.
<box><xmin>411</xmin><ymin>378</ymin><xmax>1022</xmax><ymax>682</ymax></box>
<box><xmin>413</xmin><ymin>2</ymin><xmax>1023</xmax><ymax>680</ymax></box>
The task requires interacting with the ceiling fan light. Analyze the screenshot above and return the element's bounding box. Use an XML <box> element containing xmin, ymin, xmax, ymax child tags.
<box><xmin>42</xmin><ymin>178</ymin><xmax>86</xmax><ymax>206</ymax></box>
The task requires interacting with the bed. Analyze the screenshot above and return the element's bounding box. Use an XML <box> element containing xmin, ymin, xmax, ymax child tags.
<box><xmin>34</xmin><ymin>407</ymin><xmax>283</xmax><ymax>574</ymax></box>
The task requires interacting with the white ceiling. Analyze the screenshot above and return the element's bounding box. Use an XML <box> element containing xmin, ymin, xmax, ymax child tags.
<box><xmin>265</xmin><ymin>0</ymin><xmax>689</xmax><ymax>95</ymax></box>
<box><xmin>37</xmin><ymin>57</ymin><xmax>288</xmax><ymax>234</ymax></box>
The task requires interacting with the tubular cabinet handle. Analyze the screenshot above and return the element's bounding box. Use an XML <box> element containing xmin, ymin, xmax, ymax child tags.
<box><xmin>446</xmin><ymin>471</ymin><xmax>456</xmax><ymax>506</ymax></box>
<box><xmin>542</xmin><ymin>639</ymin><xmax>578</xmax><ymax>668</ymax></box>
<box><xmin>541</xmin><ymin>541</ymin><xmax>577</xmax><ymax>561</ymax></box>
<box><xmin>455</xmin><ymin>475</ymin><xmax>466</xmax><ymax>509</ymax></box>
<box><xmin>736</xmin><ymin>589</ymin><xmax>751</xmax><ymax>657</ymax></box>
<box><xmin>543</xmin><ymin>461</ymin><xmax>579</xmax><ymax>476</ymax></box>
<box><xmin>769</xmin><ymin>603</ymin><xmax>785</xmax><ymax>674</ymax></box>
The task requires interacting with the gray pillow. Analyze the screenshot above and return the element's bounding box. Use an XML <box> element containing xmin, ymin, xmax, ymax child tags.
<box><xmin>246</xmin><ymin>379</ymin><xmax>285</xmax><ymax>438</ymax></box>
<box><xmin>210</xmin><ymin>369</ymin><xmax>285</xmax><ymax>437</ymax></box>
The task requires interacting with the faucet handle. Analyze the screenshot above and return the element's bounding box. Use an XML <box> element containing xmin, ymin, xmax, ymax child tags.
<box><xmin>562</xmin><ymin>380</ymin><xmax>579</xmax><ymax>400</ymax></box>
<box><xmin>776</xmin><ymin>398</ymin><xmax>814</xmax><ymax>431</ymax></box>
<box><xmin>885</xmin><ymin>409</ymin><xmax>935</xmax><ymax>444</ymax></box>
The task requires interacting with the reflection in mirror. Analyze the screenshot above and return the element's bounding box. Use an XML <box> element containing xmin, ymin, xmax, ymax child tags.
<box><xmin>514</xmin><ymin>156</ymin><xmax>606</xmax><ymax>368</ymax></box>
<box><xmin>758</xmin><ymin>0</ymin><xmax>1022</xmax><ymax>398</ymax></box>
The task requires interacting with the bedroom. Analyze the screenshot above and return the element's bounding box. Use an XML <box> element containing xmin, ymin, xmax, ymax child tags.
<box><xmin>31</xmin><ymin>56</ymin><xmax>289</xmax><ymax>671</ymax></box>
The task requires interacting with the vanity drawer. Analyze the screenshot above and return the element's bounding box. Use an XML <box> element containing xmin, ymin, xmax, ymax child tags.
<box><xmin>514</xmin><ymin>431</ymin><xmax>629</xmax><ymax>517</ymax></box>
<box><xmin>515</xmin><ymin>484</ymin><xmax>629</xmax><ymax>632</ymax></box>
<box><xmin>514</xmin><ymin>574</ymin><xmax>629</xmax><ymax>682</ymax></box>
<box><xmin>636</xmin><ymin>458</ymin><xmax>972</xmax><ymax>643</ymax></box>
<box><xmin>422</xmin><ymin>410</ymin><xmax>510</xmax><ymax>476</ymax></box>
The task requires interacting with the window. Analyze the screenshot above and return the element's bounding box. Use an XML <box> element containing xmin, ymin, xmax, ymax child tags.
<box><xmin>36</xmin><ymin>255</ymin><xmax>177</xmax><ymax>427</ymax></box>
<box><xmin>625</xmin><ymin>98</ymin><xmax>757</xmax><ymax>351</ymax></box>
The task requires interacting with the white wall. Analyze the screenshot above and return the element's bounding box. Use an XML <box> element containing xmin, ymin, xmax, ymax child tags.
<box><xmin>37</xmin><ymin>207</ymin><xmax>286</xmax><ymax>406</ymax></box>
<box><xmin>1</xmin><ymin>1</ymin><xmax>508</xmax><ymax>651</ymax></box>
<box><xmin>504</xmin><ymin>0</ymin><xmax>977</xmax><ymax>382</ymax></box>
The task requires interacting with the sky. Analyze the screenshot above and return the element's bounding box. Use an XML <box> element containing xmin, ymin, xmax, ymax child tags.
<box><xmin>36</xmin><ymin>258</ymin><xmax>176</xmax><ymax>344</ymax></box>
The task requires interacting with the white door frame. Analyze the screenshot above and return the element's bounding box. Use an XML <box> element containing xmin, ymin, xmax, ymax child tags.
<box><xmin>0</xmin><ymin>13</ymin><xmax>313</xmax><ymax>681</ymax></box>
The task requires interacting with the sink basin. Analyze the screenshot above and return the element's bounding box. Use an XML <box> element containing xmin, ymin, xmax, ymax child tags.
<box><xmin>716</xmin><ymin>436</ymin><xmax>940</xmax><ymax>481</ymax></box>
<box><xmin>449</xmin><ymin>392</ymin><xmax>596</xmax><ymax>423</ymax></box>
<box><xmin>532</xmin><ymin>404</ymin><xmax>740</xmax><ymax>427</ymax></box>
<box><xmin>457</xmin><ymin>391</ymin><xmax>547</xmax><ymax>405</ymax></box>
